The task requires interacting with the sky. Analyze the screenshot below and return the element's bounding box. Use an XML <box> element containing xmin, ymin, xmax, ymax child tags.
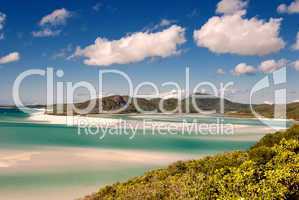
<box><xmin>0</xmin><ymin>0</ymin><xmax>298</xmax><ymax>105</ymax></box>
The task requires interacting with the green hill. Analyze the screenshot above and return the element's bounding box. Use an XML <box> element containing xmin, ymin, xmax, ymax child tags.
<box><xmin>47</xmin><ymin>94</ymin><xmax>299</xmax><ymax>120</ymax></box>
<box><xmin>82</xmin><ymin>125</ymin><xmax>299</xmax><ymax>200</ymax></box>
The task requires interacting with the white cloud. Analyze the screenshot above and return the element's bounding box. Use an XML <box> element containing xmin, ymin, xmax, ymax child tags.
<box><xmin>159</xmin><ymin>19</ymin><xmax>174</xmax><ymax>27</ymax></box>
<box><xmin>259</xmin><ymin>59</ymin><xmax>288</xmax><ymax>73</ymax></box>
<box><xmin>0</xmin><ymin>12</ymin><xmax>6</xmax><ymax>39</ymax></box>
<box><xmin>292</xmin><ymin>60</ymin><xmax>299</xmax><ymax>71</ymax></box>
<box><xmin>72</xmin><ymin>25</ymin><xmax>186</xmax><ymax>66</ymax></box>
<box><xmin>231</xmin><ymin>59</ymin><xmax>289</xmax><ymax>75</ymax></box>
<box><xmin>232</xmin><ymin>63</ymin><xmax>256</xmax><ymax>76</ymax></box>
<box><xmin>193</xmin><ymin>13</ymin><xmax>285</xmax><ymax>56</ymax></box>
<box><xmin>216</xmin><ymin>0</ymin><xmax>248</xmax><ymax>15</ymax></box>
<box><xmin>277</xmin><ymin>0</ymin><xmax>299</xmax><ymax>14</ymax></box>
<box><xmin>157</xmin><ymin>89</ymin><xmax>186</xmax><ymax>100</ymax></box>
<box><xmin>32</xmin><ymin>29</ymin><xmax>61</xmax><ymax>37</ymax></box>
<box><xmin>39</xmin><ymin>8</ymin><xmax>71</xmax><ymax>26</ymax></box>
<box><xmin>147</xmin><ymin>19</ymin><xmax>176</xmax><ymax>32</ymax></box>
<box><xmin>33</xmin><ymin>8</ymin><xmax>71</xmax><ymax>38</ymax></box>
<box><xmin>0</xmin><ymin>52</ymin><xmax>20</xmax><ymax>64</ymax></box>
<box><xmin>216</xmin><ymin>68</ymin><xmax>226</xmax><ymax>75</ymax></box>
<box><xmin>277</xmin><ymin>4</ymin><xmax>288</xmax><ymax>13</ymax></box>
<box><xmin>292</xmin><ymin>32</ymin><xmax>299</xmax><ymax>50</ymax></box>
<box><xmin>264</xmin><ymin>101</ymin><xmax>273</xmax><ymax>105</ymax></box>
<box><xmin>221</xmin><ymin>86</ymin><xmax>241</xmax><ymax>95</ymax></box>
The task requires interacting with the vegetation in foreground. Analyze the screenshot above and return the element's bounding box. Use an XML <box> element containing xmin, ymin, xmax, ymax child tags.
<box><xmin>83</xmin><ymin>125</ymin><xmax>299</xmax><ymax>200</ymax></box>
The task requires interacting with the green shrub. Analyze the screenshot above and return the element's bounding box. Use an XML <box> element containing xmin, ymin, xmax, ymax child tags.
<box><xmin>83</xmin><ymin>125</ymin><xmax>299</xmax><ymax>200</ymax></box>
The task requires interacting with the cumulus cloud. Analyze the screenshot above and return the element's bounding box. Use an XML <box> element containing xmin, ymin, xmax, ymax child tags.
<box><xmin>216</xmin><ymin>0</ymin><xmax>248</xmax><ymax>15</ymax></box>
<box><xmin>216</xmin><ymin>68</ymin><xmax>226</xmax><ymax>75</ymax></box>
<box><xmin>0</xmin><ymin>12</ymin><xmax>6</xmax><ymax>39</ymax></box>
<box><xmin>259</xmin><ymin>59</ymin><xmax>288</xmax><ymax>73</ymax></box>
<box><xmin>277</xmin><ymin>0</ymin><xmax>299</xmax><ymax>14</ymax></box>
<box><xmin>39</xmin><ymin>8</ymin><xmax>71</xmax><ymax>26</ymax></box>
<box><xmin>0</xmin><ymin>52</ymin><xmax>20</xmax><ymax>64</ymax></box>
<box><xmin>32</xmin><ymin>28</ymin><xmax>61</xmax><ymax>37</ymax></box>
<box><xmin>232</xmin><ymin>63</ymin><xmax>256</xmax><ymax>76</ymax></box>
<box><xmin>292</xmin><ymin>60</ymin><xmax>299</xmax><ymax>71</ymax></box>
<box><xmin>193</xmin><ymin>13</ymin><xmax>285</xmax><ymax>56</ymax></box>
<box><xmin>72</xmin><ymin>25</ymin><xmax>186</xmax><ymax>66</ymax></box>
<box><xmin>232</xmin><ymin>59</ymin><xmax>289</xmax><ymax>75</ymax></box>
<box><xmin>33</xmin><ymin>8</ymin><xmax>71</xmax><ymax>38</ymax></box>
<box><xmin>292</xmin><ymin>32</ymin><xmax>299</xmax><ymax>50</ymax></box>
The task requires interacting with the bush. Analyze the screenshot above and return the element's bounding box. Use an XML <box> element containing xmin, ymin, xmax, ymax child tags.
<box><xmin>83</xmin><ymin>125</ymin><xmax>299</xmax><ymax>200</ymax></box>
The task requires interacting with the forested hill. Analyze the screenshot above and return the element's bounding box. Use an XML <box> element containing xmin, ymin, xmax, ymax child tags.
<box><xmin>83</xmin><ymin>125</ymin><xmax>299</xmax><ymax>200</ymax></box>
<box><xmin>48</xmin><ymin>94</ymin><xmax>299</xmax><ymax>120</ymax></box>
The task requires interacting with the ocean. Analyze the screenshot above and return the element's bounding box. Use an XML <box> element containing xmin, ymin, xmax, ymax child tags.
<box><xmin>0</xmin><ymin>108</ymin><xmax>290</xmax><ymax>200</ymax></box>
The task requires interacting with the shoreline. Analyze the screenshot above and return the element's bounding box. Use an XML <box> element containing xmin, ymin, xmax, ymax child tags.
<box><xmin>27</xmin><ymin>110</ymin><xmax>275</xmax><ymax>130</ymax></box>
<box><xmin>24</xmin><ymin>110</ymin><xmax>286</xmax><ymax>142</ymax></box>
<box><xmin>0</xmin><ymin>146</ymin><xmax>198</xmax><ymax>171</ymax></box>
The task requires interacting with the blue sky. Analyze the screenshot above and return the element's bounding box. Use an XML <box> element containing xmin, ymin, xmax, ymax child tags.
<box><xmin>0</xmin><ymin>0</ymin><xmax>298</xmax><ymax>105</ymax></box>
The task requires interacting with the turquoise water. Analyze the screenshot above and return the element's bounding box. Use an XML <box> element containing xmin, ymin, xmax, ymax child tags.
<box><xmin>0</xmin><ymin>122</ymin><xmax>254</xmax><ymax>153</ymax></box>
<box><xmin>0</xmin><ymin>108</ymin><xmax>284</xmax><ymax>199</ymax></box>
<box><xmin>0</xmin><ymin>108</ymin><xmax>257</xmax><ymax>153</ymax></box>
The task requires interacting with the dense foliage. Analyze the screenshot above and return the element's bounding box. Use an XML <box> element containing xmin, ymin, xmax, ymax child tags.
<box><xmin>83</xmin><ymin>125</ymin><xmax>299</xmax><ymax>200</ymax></box>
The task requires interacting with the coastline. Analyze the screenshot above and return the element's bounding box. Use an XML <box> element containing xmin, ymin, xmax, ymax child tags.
<box><xmin>0</xmin><ymin>108</ymin><xmax>294</xmax><ymax>200</ymax></box>
<box><xmin>0</xmin><ymin>147</ymin><xmax>198</xmax><ymax>172</ymax></box>
<box><xmin>25</xmin><ymin>110</ymin><xmax>285</xmax><ymax>142</ymax></box>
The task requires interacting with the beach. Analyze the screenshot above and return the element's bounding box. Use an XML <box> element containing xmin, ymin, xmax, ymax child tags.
<box><xmin>27</xmin><ymin>110</ymin><xmax>284</xmax><ymax>141</ymax></box>
<box><xmin>0</xmin><ymin>108</ymin><xmax>293</xmax><ymax>200</ymax></box>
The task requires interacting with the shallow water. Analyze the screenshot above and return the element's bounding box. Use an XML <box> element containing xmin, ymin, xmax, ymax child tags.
<box><xmin>0</xmin><ymin>108</ymin><xmax>290</xmax><ymax>200</ymax></box>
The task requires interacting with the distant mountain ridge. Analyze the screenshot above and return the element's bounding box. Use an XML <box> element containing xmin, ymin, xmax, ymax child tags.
<box><xmin>47</xmin><ymin>94</ymin><xmax>299</xmax><ymax>120</ymax></box>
